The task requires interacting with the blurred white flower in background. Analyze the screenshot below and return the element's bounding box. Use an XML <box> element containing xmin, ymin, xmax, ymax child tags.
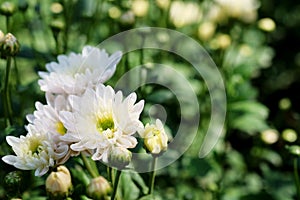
<box><xmin>38</xmin><ymin>46</ymin><xmax>122</xmax><ymax>95</ymax></box>
<box><xmin>131</xmin><ymin>0</ymin><xmax>149</xmax><ymax>17</ymax></box>
<box><xmin>209</xmin><ymin>0</ymin><xmax>260</xmax><ymax>23</ymax></box>
<box><xmin>60</xmin><ymin>84</ymin><xmax>144</xmax><ymax>163</ymax></box>
<box><xmin>169</xmin><ymin>1</ymin><xmax>202</xmax><ymax>28</ymax></box>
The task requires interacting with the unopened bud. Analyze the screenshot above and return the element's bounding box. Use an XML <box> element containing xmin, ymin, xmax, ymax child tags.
<box><xmin>0</xmin><ymin>1</ymin><xmax>16</xmax><ymax>16</ymax></box>
<box><xmin>120</xmin><ymin>11</ymin><xmax>135</xmax><ymax>27</ymax></box>
<box><xmin>18</xmin><ymin>0</ymin><xmax>29</xmax><ymax>12</ymax></box>
<box><xmin>139</xmin><ymin>119</ymin><xmax>168</xmax><ymax>156</ymax></box>
<box><xmin>46</xmin><ymin>165</ymin><xmax>72</xmax><ymax>200</ymax></box>
<box><xmin>50</xmin><ymin>19</ymin><xmax>65</xmax><ymax>34</ymax></box>
<box><xmin>87</xmin><ymin>176</ymin><xmax>112</xmax><ymax>200</ymax></box>
<box><xmin>1</xmin><ymin>33</ymin><xmax>20</xmax><ymax>57</ymax></box>
<box><xmin>108</xmin><ymin>147</ymin><xmax>132</xmax><ymax>169</ymax></box>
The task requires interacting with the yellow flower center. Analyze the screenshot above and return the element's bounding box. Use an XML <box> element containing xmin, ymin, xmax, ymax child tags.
<box><xmin>96</xmin><ymin>115</ymin><xmax>115</xmax><ymax>133</ymax></box>
<box><xmin>28</xmin><ymin>138</ymin><xmax>42</xmax><ymax>155</ymax></box>
<box><xmin>56</xmin><ymin>121</ymin><xmax>67</xmax><ymax>135</ymax></box>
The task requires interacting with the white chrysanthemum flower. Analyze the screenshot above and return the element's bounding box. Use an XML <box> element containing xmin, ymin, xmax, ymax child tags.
<box><xmin>2</xmin><ymin>126</ymin><xmax>56</xmax><ymax>176</ymax></box>
<box><xmin>60</xmin><ymin>84</ymin><xmax>144</xmax><ymax>163</ymax></box>
<box><xmin>139</xmin><ymin>119</ymin><xmax>168</xmax><ymax>155</ymax></box>
<box><xmin>26</xmin><ymin>93</ymin><xmax>79</xmax><ymax>164</ymax></box>
<box><xmin>26</xmin><ymin>93</ymin><xmax>69</xmax><ymax>137</ymax></box>
<box><xmin>214</xmin><ymin>0</ymin><xmax>259</xmax><ymax>23</ymax></box>
<box><xmin>38</xmin><ymin>46</ymin><xmax>122</xmax><ymax>95</ymax></box>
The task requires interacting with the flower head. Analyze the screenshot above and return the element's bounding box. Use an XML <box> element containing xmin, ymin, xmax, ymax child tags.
<box><xmin>26</xmin><ymin>93</ymin><xmax>78</xmax><ymax>164</ymax></box>
<box><xmin>60</xmin><ymin>84</ymin><xmax>144</xmax><ymax>164</ymax></box>
<box><xmin>38</xmin><ymin>46</ymin><xmax>122</xmax><ymax>95</ymax></box>
<box><xmin>139</xmin><ymin>119</ymin><xmax>168</xmax><ymax>155</ymax></box>
<box><xmin>2</xmin><ymin>127</ymin><xmax>56</xmax><ymax>176</ymax></box>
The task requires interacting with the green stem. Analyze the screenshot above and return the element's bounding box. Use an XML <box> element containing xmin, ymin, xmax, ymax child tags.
<box><xmin>111</xmin><ymin>170</ymin><xmax>122</xmax><ymax>200</ymax></box>
<box><xmin>107</xmin><ymin>166</ymin><xmax>113</xmax><ymax>182</ymax></box>
<box><xmin>4</xmin><ymin>56</ymin><xmax>13</xmax><ymax>126</ymax></box>
<box><xmin>81</xmin><ymin>153</ymin><xmax>99</xmax><ymax>178</ymax></box>
<box><xmin>294</xmin><ymin>158</ymin><xmax>300</xmax><ymax>200</ymax></box>
<box><xmin>148</xmin><ymin>156</ymin><xmax>157</xmax><ymax>195</ymax></box>
<box><xmin>13</xmin><ymin>57</ymin><xmax>20</xmax><ymax>86</ymax></box>
<box><xmin>6</xmin><ymin>16</ymin><xmax>10</xmax><ymax>32</ymax></box>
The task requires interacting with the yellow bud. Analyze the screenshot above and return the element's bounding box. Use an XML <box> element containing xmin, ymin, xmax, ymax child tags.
<box><xmin>261</xmin><ymin>129</ymin><xmax>279</xmax><ymax>144</ymax></box>
<box><xmin>46</xmin><ymin>165</ymin><xmax>72</xmax><ymax>200</ymax></box>
<box><xmin>108</xmin><ymin>6</ymin><xmax>121</xmax><ymax>19</ymax></box>
<box><xmin>156</xmin><ymin>0</ymin><xmax>170</xmax><ymax>10</ymax></box>
<box><xmin>87</xmin><ymin>176</ymin><xmax>112</xmax><ymax>200</ymax></box>
<box><xmin>140</xmin><ymin>119</ymin><xmax>168</xmax><ymax>155</ymax></box>
<box><xmin>198</xmin><ymin>22</ymin><xmax>216</xmax><ymax>41</ymax></box>
<box><xmin>51</xmin><ymin>2</ymin><xmax>63</xmax><ymax>15</ymax></box>
<box><xmin>258</xmin><ymin>18</ymin><xmax>276</xmax><ymax>32</ymax></box>
<box><xmin>131</xmin><ymin>0</ymin><xmax>149</xmax><ymax>17</ymax></box>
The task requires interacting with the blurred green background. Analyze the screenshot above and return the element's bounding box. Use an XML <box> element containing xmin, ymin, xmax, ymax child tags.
<box><xmin>0</xmin><ymin>0</ymin><xmax>300</xmax><ymax>199</ymax></box>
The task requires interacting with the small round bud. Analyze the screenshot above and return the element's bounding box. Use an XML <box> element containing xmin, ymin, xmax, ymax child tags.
<box><xmin>87</xmin><ymin>176</ymin><xmax>112</xmax><ymax>200</ymax></box>
<box><xmin>1</xmin><ymin>33</ymin><xmax>20</xmax><ymax>57</ymax></box>
<box><xmin>46</xmin><ymin>165</ymin><xmax>72</xmax><ymax>200</ymax></box>
<box><xmin>131</xmin><ymin>0</ymin><xmax>149</xmax><ymax>17</ymax></box>
<box><xmin>120</xmin><ymin>11</ymin><xmax>135</xmax><ymax>27</ymax></box>
<box><xmin>50</xmin><ymin>19</ymin><xmax>65</xmax><ymax>33</ymax></box>
<box><xmin>139</xmin><ymin>119</ymin><xmax>168</xmax><ymax>156</ymax></box>
<box><xmin>4</xmin><ymin>171</ymin><xmax>22</xmax><ymax>190</ymax></box>
<box><xmin>258</xmin><ymin>18</ymin><xmax>276</xmax><ymax>32</ymax></box>
<box><xmin>108</xmin><ymin>147</ymin><xmax>132</xmax><ymax>169</ymax></box>
<box><xmin>18</xmin><ymin>0</ymin><xmax>29</xmax><ymax>12</ymax></box>
<box><xmin>0</xmin><ymin>1</ymin><xmax>16</xmax><ymax>16</ymax></box>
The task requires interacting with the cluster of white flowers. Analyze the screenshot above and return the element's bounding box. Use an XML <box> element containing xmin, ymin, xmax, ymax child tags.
<box><xmin>2</xmin><ymin>46</ymin><xmax>168</xmax><ymax>176</ymax></box>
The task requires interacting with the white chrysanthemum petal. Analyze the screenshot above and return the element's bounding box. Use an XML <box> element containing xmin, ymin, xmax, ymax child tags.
<box><xmin>62</xmin><ymin>84</ymin><xmax>144</xmax><ymax>162</ymax></box>
<box><xmin>38</xmin><ymin>46</ymin><xmax>122</xmax><ymax>95</ymax></box>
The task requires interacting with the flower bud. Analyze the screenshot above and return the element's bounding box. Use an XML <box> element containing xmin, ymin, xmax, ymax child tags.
<box><xmin>87</xmin><ymin>176</ymin><xmax>112</xmax><ymax>200</ymax></box>
<box><xmin>120</xmin><ymin>11</ymin><xmax>135</xmax><ymax>28</ymax></box>
<box><xmin>46</xmin><ymin>165</ymin><xmax>72</xmax><ymax>200</ymax></box>
<box><xmin>0</xmin><ymin>33</ymin><xmax>20</xmax><ymax>57</ymax></box>
<box><xmin>139</xmin><ymin>119</ymin><xmax>168</xmax><ymax>156</ymax></box>
<box><xmin>131</xmin><ymin>0</ymin><xmax>149</xmax><ymax>17</ymax></box>
<box><xmin>0</xmin><ymin>1</ymin><xmax>16</xmax><ymax>16</ymax></box>
<box><xmin>108</xmin><ymin>146</ymin><xmax>132</xmax><ymax>169</ymax></box>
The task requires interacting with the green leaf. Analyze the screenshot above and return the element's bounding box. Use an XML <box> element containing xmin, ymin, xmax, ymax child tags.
<box><xmin>118</xmin><ymin>171</ymin><xmax>140</xmax><ymax>200</ymax></box>
<box><xmin>231</xmin><ymin>114</ymin><xmax>269</xmax><ymax>134</ymax></box>
<box><xmin>286</xmin><ymin>145</ymin><xmax>300</xmax><ymax>156</ymax></box>
<box><xmin>229</xmin><ymin>101</ymin><xmax>269</xmax><ymax>119</ymax></box>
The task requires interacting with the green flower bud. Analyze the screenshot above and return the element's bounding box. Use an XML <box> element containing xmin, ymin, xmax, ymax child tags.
<box><xmin>87</xmin><ymin>176</ymin><xmax>112</xmax><ymax>200</ymax></box>
<box><xmin>50</xmin><ymin>19</ymin><xmax>65</xmax><ymax>33</ymax></box>
<box><xmin>108</xmin><ymin>147</ymin><xmax>132</xmax><ymax>169</ymax></box>
<box><xmin>0</xmin><ymin>1</ymin><xmax>16</xmax><ymax>17</ymax></box>
<box><xmin>18</xmin><ymin>0</ymin><xmax>29</xmax><ymax>12</ymax></box>
<box><xmin>0</xmin><ymin>33</ymin><xmax>20</xmax><ymax>57</ymax></box>
<box><xmin>46</xmin><ymin>165</ymin><xmax>73</xmax><ymax>200</ymax></box>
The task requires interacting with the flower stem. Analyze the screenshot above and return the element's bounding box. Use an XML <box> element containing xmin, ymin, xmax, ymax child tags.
<box><xmin>81</xmin><ymin>153</ymin><xmax>99</xmax><ymax>178</ymax></box>
<box><xmin>111</xmin><ymin>170</ymin><xmax>122</xmax><ymax>200</ymax></box>
<box><xmin>4</xmin><ymin>56</ymin><xmax>13</xmax><ymax>126</ymax></box>
<box><xmin>6</xmin><ymin>16</ymin><xmax>10</xmax><ymax>32</ymax></box>
<box><xmin>294</xmin><ymin>158</ymin><xmax>300</xmax><ymax>200</ymax></box>
<box><xmin>148</xmin><ymin>156</ymin><xmax>157</xmax><ymax>195</ymax></box>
